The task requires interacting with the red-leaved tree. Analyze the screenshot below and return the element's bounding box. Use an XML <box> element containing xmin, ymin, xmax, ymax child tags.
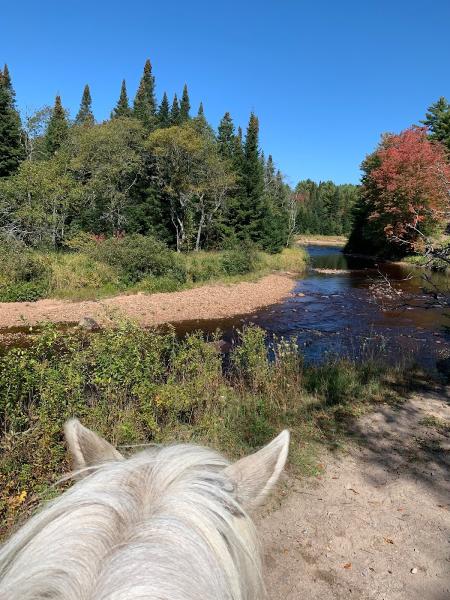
<box><xmin>362</xmin><ymin>127</ymin><xmax>450</xmax><ymax>251</ymax></box>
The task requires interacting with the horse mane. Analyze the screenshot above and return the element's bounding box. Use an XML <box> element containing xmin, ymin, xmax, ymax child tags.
<box><xmin>0</xmin><ymin>443</ymin><xmax>264</xmax><ymax>600</ymax></box>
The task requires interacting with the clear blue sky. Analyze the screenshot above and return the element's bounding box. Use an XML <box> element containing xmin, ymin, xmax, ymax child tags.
<box><xmin>1</xmin><ymin>0</ymin><xmax>449</xmax><ymax>185</ymax></box>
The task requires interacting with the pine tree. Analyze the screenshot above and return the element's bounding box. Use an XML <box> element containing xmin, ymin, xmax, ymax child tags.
<box><xmin>169</xmin><ymin>93</ymin><xmax>180</xmax><ymax>125</ymax></box>
<box><xmin>158</xmin><ymin>92</ymin><xmax>170</xmax><ymax>127</ymax></box>
<box><xmin>112</xmin><ymin>80</ymin><xmax>132</xmax><ymax>118</ymax></box>
<box><xmin>243</xmin><ymin>113</ymin><xmax>265</xmax><ymax>211</ymax></box>
<box><xmin>0</xmin><ymin>64</ymin><xmax>24</xmax><ymax>176</ymax></box>
<box><xmin>190</xmin><ymin>101</ymin><xmax>212</xmax><ymax>137</ymax></box>
<box><xmin>75</xmin><ymin>84</ymin><xmax>94</xmax><ymax>126</ymax></box>
<box><xmin>45</xmin><ymin>95</ymin><xmax>69</xmax><ymax>156</ymax></box>
<box><xmin>217</xmin><ymin>112</ymin><xmax>235</xmax><ymax>159</ymax></box>
<box><xmin>179</xmin><ymin>84</ymin><xmax>191</xmax><ymax>122</ymax></box>
<box><xmin>422</xmin><ymin>97</ymin><xmax>450</xmax><ymax>149</ymax></box>
<box><xmin>133</xmin><ymin>59</ymin><xmax>156</xmax><ymax>129</ymax></box>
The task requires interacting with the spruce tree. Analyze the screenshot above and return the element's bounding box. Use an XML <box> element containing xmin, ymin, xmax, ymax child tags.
<box><xmin>158</xmin><ymin>92</ymin><xmax>170</xmax><ymax>127</ymax></box>
<box><xmin>179</xmin><ymin>84</ymin><xmax>191</xmax><ymax>122</ymax></box>
<box><xmin>217</xmin><ymin>112</ymin><xmax>235</xmax><ymax>159</ymax></box>
<box><xmin>45</xmin><ymin>95</ymin><xmax>69</xmax><ymax>156</ymax></box>
<box><xmin>422</xmin><ymin>97</ymin><xmax>450</xmax><ymax>149</ymax></box>
<box><xmin>169</xmin><ymin>93</ymin><xmax>180</xmax><ymax>125</ymax></box>
<box><xmin>192</xmin><ymin>101</ymin><xmax>214</xmax><ymax>137</ymax></box>
<box><xmin>0</xmin><ymin>64</ymin><xmax>24</xmax><ymax>176</ymax></box>
<box><xmin>112</xmin><ymin>80</ymin><xmax>132</xmax><ymax>118</ymax></box>
<box><xmin>75</xmin><ymin>84</ymin><xmax>94</xmax><ymax>126</ymax></box>
<box><xmin>242</xmin><ymin>113</ymin><xmax>265</xmax><ymax>229</ymax></box>
<box><xmin>133</xmin><ymin>59</ymin><xmax>157</xmax><ymax>129</ymax></box>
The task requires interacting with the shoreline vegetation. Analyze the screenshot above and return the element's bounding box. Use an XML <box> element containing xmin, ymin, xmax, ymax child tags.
<box><xmin>0</xmin><ymin>321</ymin><xmax>412</xmax><ymax>538</ymax></box>
<box><xmin>0</xmin><ymin>246</ymin><xmax>306</xmax><ymax>328</ymax></box>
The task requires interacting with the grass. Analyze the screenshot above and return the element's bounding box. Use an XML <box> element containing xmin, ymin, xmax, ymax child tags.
<box><xmin>419</xmin><ymin>414</ymin><xmax>450</xmax><ymax>435</ymax></box>
<box><xmin>0</xmin><ymin>245</ymin><xmax>308</xmax><ymax>302</ymax></box>
<box><xmin>0</xmin><ymin>321</ymin><xmax>410</xmax><ymax>539</ymax></box>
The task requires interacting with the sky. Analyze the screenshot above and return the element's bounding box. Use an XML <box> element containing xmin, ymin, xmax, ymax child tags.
<box><xmin>1</xmin><ymin>0</ymin><xmax>450</xmax><ymax>186</ymax></box>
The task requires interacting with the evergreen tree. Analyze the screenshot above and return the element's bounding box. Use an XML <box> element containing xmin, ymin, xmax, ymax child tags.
<box><xmin>179</xmin><ymin>84</ymin><xmax>191</xmax><ymax>122</ymax></box>
<box><xmin>192</xmin><ymin>101</ymin><xmax>212</xmax><ymax>136</ymax></box>
<box><xmin>75</xmin><ymin>84</ymin><xmax>94</xmax><ymax>126</ymax></box>
<box><xmin>158</xmin><ymin>92</ymin><xmax>170</xmax><ymax>127</ymax></box>
<box><xmin>422</xmin><ymin>97</ymin><xmax>450</xmax><ymax>149</ymax></box>
<box><xmin>45</xmin><ymin>95</ymin><xmax>69</xmax><ymax>156</ymax></box>
<box><xmin>133</xmin><ymin>59</ymin><xmax>157</xmax><ymax>129</ymax></box>
<box><xmin>217</xmin><ymin>112</ymin><xmax>235</xmax><ymax>159</ymax></box>
<box><xmin>0</xmin><ymin>64</ymin><xmax>24</xmax><ymax>176</ymax></box>
<box><xmin>112</xmin><ymin>80</ymin><xmax>132</xmax><ymax>118</ymax></box>
<box><xmin>169</xmin><ymin>93</ymin><xmax>180</xmax><ymax>125</ymax></box>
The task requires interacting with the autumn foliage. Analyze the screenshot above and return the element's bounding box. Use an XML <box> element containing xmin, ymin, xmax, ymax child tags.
<box><xmin>360</xmin><ymin>127</ymin><xmax>450</xmax><ymax>252</ymax></box>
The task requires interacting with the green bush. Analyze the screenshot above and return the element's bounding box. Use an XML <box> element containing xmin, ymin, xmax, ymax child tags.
<box><xmin>221</xmin><ymin>242</ymin><xmax>260</xmax><ymax>276</ymax></box>
<box><xmin>136</xmin><ymin>275</ymin><xmax>184</xmax><ymax>293</ymax></box>
<box><xmin>0</xmin><ymin>281</ymin><xmax>48</xmax><ymax>302</ymax></box>
<box><xmin>0</xmin><ymin>322</ymin><xmax>406</xmax><ymax>537</ymax></box>
<box><xmin>90</xmin><ymin>234</ymin><xmax>187</xmax><ymax>284</ymax></box>
<box><xmin>185</xmin><ymin>252</ymin><xmax>225</xmax><ymax>282</ymax></box>
<box><xmin>0</xmin><ymin>240</ymin><xmax>50</xmax><ymax>301</ymax></box>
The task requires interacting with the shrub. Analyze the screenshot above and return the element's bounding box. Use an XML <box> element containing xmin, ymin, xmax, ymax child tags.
<box><xmin>185</xmin><ymin>251</ymin><xmax>225</xmax><ymax>282</ymax></box>
<box><xmin>0</xmin><ymin>281</ymin><xmax>48</xmax><ymax>302</ymax></box>
<box><xmin>136</xmin><ymin>275</ymin><xmax>184</xmax><ymax>294</ymax></box>
<box><xmin>90</xmin><ymin>234</ymin><xmax>187</xmax><ymax>284</ymax></box>
<box><xmin>0</xmin><ymin>322</ymin><xmax>406</xmax><ymax>537</ymax></box>
<box><xmin>0</xmin><ymin>240</ymin><xmax>50</xmax><ymax>302</ymax></box>
<box><xmin>48</xmin><ymin>252</ymin><xmax>119</xmax><ymax>294</ymax></box>
<box><xmin>221</xmin><ymin>242</ymin><xmax>260</xmax><ymax>276</ymax></box>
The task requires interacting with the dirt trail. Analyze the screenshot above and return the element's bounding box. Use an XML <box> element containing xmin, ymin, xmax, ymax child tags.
<box><xmin>261</xmin><ymin>388</ymin><xmax>450</xmax><ymax>599</ymax></box>
<box><xmin>0</xmin><ymin>274</ymin><xmax>295</xmax><ymax>328</ymax></box>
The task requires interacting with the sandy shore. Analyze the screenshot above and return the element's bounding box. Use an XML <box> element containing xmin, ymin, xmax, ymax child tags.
<box><xmin>0</xmin><ymin>274</ymin><xmax>296</xmax><ymax>329</ymax></box>
<box><xmin>296</xmin><ymin>235</ymin><xmax>347</xmax><ymax>247</ymax></box>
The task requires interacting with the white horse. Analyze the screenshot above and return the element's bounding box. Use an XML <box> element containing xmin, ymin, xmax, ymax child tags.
<box><xmin>0</xmin><ymin>420</ymin><xmax>289</xmax><ymax>599</ymax></box>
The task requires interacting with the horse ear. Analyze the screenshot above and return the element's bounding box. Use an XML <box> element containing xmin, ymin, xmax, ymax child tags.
<box><xmin>224</xmin><ymin>430</ymin><xmax>289</xmax><ymax>510</ymax></box>
<box><xmin>64</xmin><ymin>419</ymin><xmax>123</xmax><ymax>475</ymax></box>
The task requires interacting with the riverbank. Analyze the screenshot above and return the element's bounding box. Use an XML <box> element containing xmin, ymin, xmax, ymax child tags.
<box><xmin>296</xmin><ymin>234</ymin><xmax>347</xmax><ymax>247</ymax></box>
<box><xmin>0</xmin><ymin>273</ymin><xmax>297</xmax><ymax>328</ymax></box>
<box><xmin>0</xmin><ymin>322</ymin><xmax>411</xmax><ymax>537</ymax></box>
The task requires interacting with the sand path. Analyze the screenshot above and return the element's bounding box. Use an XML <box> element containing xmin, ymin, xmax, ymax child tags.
<box><xmin>261</xmin><ymin>387</ymin><xmax>450</xmax><ymax>599</ymax></box>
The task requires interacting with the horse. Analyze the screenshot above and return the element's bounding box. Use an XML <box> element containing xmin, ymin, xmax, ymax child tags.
<box><xmin>0</xmin><ymin>419</ymin><xmax>289</xmax><ymax>599</ymax></box>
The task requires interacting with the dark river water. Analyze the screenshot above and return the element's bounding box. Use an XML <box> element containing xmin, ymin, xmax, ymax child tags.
<box><xmin>175</xmin><ymin>245</ymin><xmax>450</xmax><ymax>369</ymax></box>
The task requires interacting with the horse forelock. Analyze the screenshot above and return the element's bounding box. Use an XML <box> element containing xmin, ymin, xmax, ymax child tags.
<box><xmin>0</xmin><ymin>443</ymin><xmax>264</xmax><ymax>600</ymax></box>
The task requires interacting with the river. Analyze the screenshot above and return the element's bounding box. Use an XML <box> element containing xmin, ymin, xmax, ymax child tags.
<box><xmin>175</xmin><ymin>245</ymin><xmax>450</xmax><ymax>369</ymax></box>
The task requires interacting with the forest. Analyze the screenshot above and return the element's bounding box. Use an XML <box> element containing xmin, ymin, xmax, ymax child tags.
<box><xmin>0</xmin><ymin>60</ymin><xmax>294</xmax><ymax>254</ymax></box>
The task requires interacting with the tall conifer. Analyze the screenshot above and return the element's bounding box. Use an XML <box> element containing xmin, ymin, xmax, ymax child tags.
<box><xmin>75</xmin><ymin>84</ymin><xmax>94</xmax><ymax>126</ymax></box>
<box><xmin>0</xmin><ymin>64</ymin><xmax>23</xmax><ymax>176</ymax></box>
<box><xmin>133</xmin><ymin>59</ymin><xmax>156</xmax><ymax>129</ymax></box>
<box><xmin>169</xmin><ymin>93</ymin><xmax>180</xmax><ymax>125</ymax></box>
<box><xmin>112</xmin><ymin>80</ymin><xmax>132</xmax><ymax>118</ymax></box>
<box><xmin>45</xmin><ymin>94</ymin><xmax>69</xmax><ymax>156</ymax></box>
<box><xmin>179</xmin><ymin>84</ymin><xmax>190</xmax><ymax>122</ymax></box>
<box><xmin>217</xmin><ymin>112</ymin><xmax>235</xmax><ymax>159</ymax></box>
<box><xmin>158</xmin><ymin>92</ymin><xmax>170</xmax><ymax>127</ymax></box>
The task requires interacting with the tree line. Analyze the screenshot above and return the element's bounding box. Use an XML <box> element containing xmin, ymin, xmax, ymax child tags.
<box><xmin>0</xmin><ymin>60</ymin><xmax>296</xmax><ymax>253</ymax></box>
